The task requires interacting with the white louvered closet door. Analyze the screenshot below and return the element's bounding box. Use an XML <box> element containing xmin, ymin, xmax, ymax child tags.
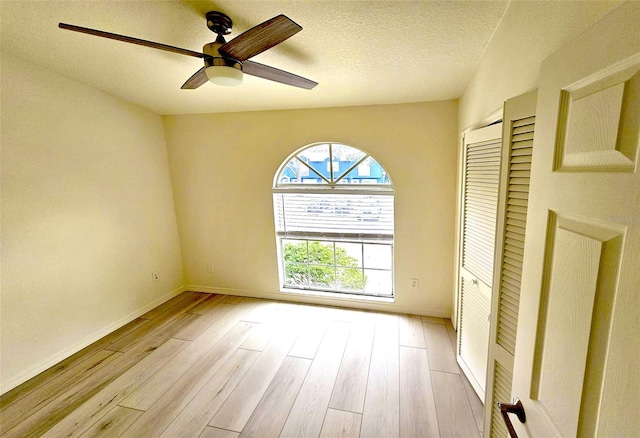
<box><xmin>483</xmin><ymin>90</ymin><xmax>536</xmax><ymax>438</ymax></box>
<box><xmin>457</xmin><ymin>122</ymin><xmax>502</xmax><ymax>400</ymax></box>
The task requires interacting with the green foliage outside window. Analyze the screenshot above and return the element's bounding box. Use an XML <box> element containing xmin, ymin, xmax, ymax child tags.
<box><xmin>283</xmin><ymin>241</ymin><xmax>366</xmax><ymax>289</ymax></box>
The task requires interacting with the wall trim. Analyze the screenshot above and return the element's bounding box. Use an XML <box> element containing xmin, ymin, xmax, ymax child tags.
<box><xmin>0</xmin><ymin>285</ymin><xmax>186</xmax><ymax>395</ymax></box>
<box><xmin>186</xmin><ymin>285</ymin><xmax>451</xmax><ymax>318</ymax></box>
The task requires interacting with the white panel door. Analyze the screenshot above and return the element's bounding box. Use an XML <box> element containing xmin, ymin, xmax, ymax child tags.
<box><xmin>457</xmin><ymin>123</ymin><xmax>502</xmax><ymax>399</ymax></box>
<box><xmin>509</xmin><ymin>3</ymin><xmax>640</xmax><ymax>437</ymax></box>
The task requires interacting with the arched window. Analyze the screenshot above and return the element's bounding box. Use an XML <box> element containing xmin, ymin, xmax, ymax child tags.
<box><xmin>273</xmin><ymin>143</ymin><xmax>394</xmax><ymax>297</ymax></box>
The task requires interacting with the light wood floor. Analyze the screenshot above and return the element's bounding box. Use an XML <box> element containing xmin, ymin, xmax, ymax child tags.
<box><xmin>0</xmin><ymin>292</ymin><xmax>484</xmax><ymax>438</ymax></box>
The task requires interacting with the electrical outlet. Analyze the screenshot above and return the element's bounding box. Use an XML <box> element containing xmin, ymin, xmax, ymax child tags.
<box><xmin>410</xmin><ymin>278</ymin><xmax>419</xmax><ymax>289</ymax></box>
<box><xmin>152</xmin><ymin>272</ymin><xmax>159</xmax><ymax>282</ymax></box>
<box><xmin>207</xmin><ymin>263</ymin><xmax>215</xmax><ymax>273</ymax></box>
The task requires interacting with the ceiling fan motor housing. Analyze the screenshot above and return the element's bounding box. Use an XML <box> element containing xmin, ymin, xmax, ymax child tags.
<box><xmin>202</xmin><ymin>43</ymin><xmax>242</xmax><ymax>72</ymax></box>
<box><xmin>206</xmin><ymin>11</ymin><xmax>233</xmax><ymax>35</ymax></box>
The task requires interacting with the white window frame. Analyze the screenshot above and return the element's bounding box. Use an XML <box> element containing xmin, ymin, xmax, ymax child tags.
<box><xmin>273</xmin><ymin>143</ymin><xmax>394</xmax><ymax>298</ymax></box>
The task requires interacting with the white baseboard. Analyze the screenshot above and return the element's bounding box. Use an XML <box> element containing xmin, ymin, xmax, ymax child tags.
<box><xmin>0</xmin><ymin>285</ymin><xmax>186</xmax><ymax>395</ymax></box>
<box><xmin>186</xmin><ymin>285</ymin><xmax>451</xmax><ymax>318</ymax></box>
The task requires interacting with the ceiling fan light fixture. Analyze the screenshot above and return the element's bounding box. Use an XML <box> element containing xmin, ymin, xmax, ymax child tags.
<box><xmin>204</xmin><ymin>56</ymin><xmax>243</xmax><ymax>87</ymax></box>
<box><xmin>205</xmin><ymin>65</ymin><xmax>243</xmax><ymax>86</ymax></box>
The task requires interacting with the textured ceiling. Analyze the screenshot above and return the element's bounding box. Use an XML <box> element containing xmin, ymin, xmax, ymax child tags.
<box><xmin>1</xmin><ymin>1</ymin><xmax>513</xmax><ymax>115</ymax></box>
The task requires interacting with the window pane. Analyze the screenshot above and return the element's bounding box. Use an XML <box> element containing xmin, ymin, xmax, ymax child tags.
<box><xmin>278</xmin><ymin>159</ymin><xmax>300</xmax><ymax>184</ymax></box>
<box><xmin>363</xmin><ymin>269</ymin><xmax>393</xmax><ymax>295</ymax></box>
<box><xmin>336</xmin><ymin>267</ymin><xmax>364</xmax><ymax>291</ymax></box>
<box><xmin>309</xmin><ymin>265</ymin><xmax>335</xmax><ymax>289</ymax></box>
<box><xmin>358</xmin><ymin>160</ymin><xmax>370</xmax><ymax>176</ymax></box>
<box><xmin>307</xmin><ymin>241</ymin><xmax>334</xmax><ymax>265</ymax></box>
<box><xmin>332</xmin><ymin>144</ymin><xmax>366</xmax><ymax>182</ymax></box>
<box><xmin>278</xmin><ymin>158</ymin><xmax>325</xmax><ymax>184</ymax></box>
<box><xmin>283</xmin><ymin>239</ymin><xmax>308</xmax><ymax>263</ymax></box>
<box><xmin>297</xmin><ymin>144</ymin><xmax>330</xmax><ymax>182</ymax></box>
<box><xmin>335</xmin><ymin>242</ymin><xmax>362</xmax><ymax>267</ymax></box>
<box><xmin>363</xmin><ymin>244</ymin><xmax>392</xmax><ymax>269</ymax></box>
<box><xmin>340</xmin><ymin>156</ymin><xmax>390</xmax><ymax>185</ymax></box>
<box><xmin>284</xmin><ymin>263</ymin><xmax>309</xmax><ymax>286</ymax></box>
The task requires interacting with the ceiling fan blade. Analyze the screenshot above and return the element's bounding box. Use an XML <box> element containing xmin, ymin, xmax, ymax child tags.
<box><xmin>59</xmin><ymin>23</ymin><xmax>207</xmax><ymax>59</ymax></box>
<box><xmin>243</xmin><ymin>60</ymin><xmax>317</xmax><ymax>90</ymax></box>
<box><xmin>181</xmin><ymin>67</ymin><xmax>209</xmax><ymax>89</ymax></box>
<box><xmin>218</xmin><ymin>15</ymin><xmax>302</xmax><ymax>62</ymax></box>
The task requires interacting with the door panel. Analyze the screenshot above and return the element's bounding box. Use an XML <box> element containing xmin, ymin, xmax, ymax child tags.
<box><xmin>531</xmin><ymin>215</ymin><xmax>623</xmax><ymax>437</ymax></box>
<box><xmin>484</xmin><ymin>90</ymin><xmax>537</xmax><ymax>438</ymax></box>
<box><xmin>457</xmin><ymin>123</ymin><xmax>502</xmax><ymax>399</ymax></box>
<box><xmin>511</xmin><ymin>3</ymin><xmax>640</xmax><ymax>436</ymax></box>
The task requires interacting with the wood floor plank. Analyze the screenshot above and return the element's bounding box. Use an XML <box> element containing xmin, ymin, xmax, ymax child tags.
<box><xmin>120</xmin><ymin>303</ymin><xmax>251</xmax><ymax>411</ymax></box>
<box><xmin>119</xmin><ymin>323</ymin><xmax>254</xmax><ymax>437</ymax></box>
<box><xmin>238</xmin><ymin>323</ymin><xmax>274</xmax><ymax>351</ymax></box>
<box><xmin>423</xmin><ymin>323</ymin><xmax>459</xmax><ymax>374</ymax></box>
<box><xmin>0</xmin><ymin>318</ymin><xmax>148</xmax><ymax>410</ymax></box>
<box><xmin>238</xmin><ymin>307</ymin><xmax>289</xmax><ymax>352</ymax></box>
<box><xmin>445</xmin><ymin>318</ymin><xmax>457</xmax><ymax>354</ymax></box>
<box><xmin>106</xmin><ymin>294</ymin><xmax>207</xmax><ymax>352</ymax></box>
<box><xmin>360</xmin><ymin>312</ymin><xmax>400</xmax><ymax>438</ymax></box>
<box><xmin>159</xmin><ymin>349</ymin><xmax>260</xmax><ymax>438</ymax></box>
<box><xmin>399</xmin><ymin>346</ymin><xmax>440</xmax><ymax>437</ymax></box>
<box><xmin>220</xmin><ymin>295</ymin><xmax>245</xmax><ymax>305</ymax></box>
<box><xmin>77</xmin><ymin>406</ymin><xmax>142</xmax><ymax>438</ymax></box>
<box><xmin>199</xmin><ymin>427</ymin><xmax>240</xmax><ymax>438</ymax></box>
<box><xmin>188</xmin><ymin>294</ymin><xmax>226</xmax><ymax>315</ymax></box>
<box><xmin>446</xmin><ymin>329</ymin><xmax>458</xmax><ymax>355</ymax></box>
<box><xmin>461</xmin><ymin>370</ymin><xmax>484</xmax><ymax>432</ymax></box>
<box><xmin>421</xmin><ymin>316</ymin><xmax>445</xmax><ymax>325</ymax></box>
<box><xmin>240</xmin><ymin>300</ymin><xmax>277</xmax><ymax>323</ymax></box>
<box><xmin>174</xmin><ymin>303</ymin><xmax>236</xmax><ymax>341</ymax></box>
<box><xmin>39</xmin><ymin>338</ymin><xmax>190</xmax><ymax>438</ymax></box>
<box><xmin>280</xmin><ymin>321</ymin><xmax>351</xmax><ymax>438</ymax></box>
<box><xmin>399</xmin><ymin>315</ymin><xmax>426</xmax><ymax>348</ymax></box>
<box><xmin>319</xmin><ymin>409</ymin><xmax>362</xmax><ymax>438</ymax></box>
<box><xmin>139</xmin><ymin>291</ymin><xmax>196</xmax><ymax>320</ymax></box>
<box><xmin>329</xmin><ymin>311</ymin><xmax>375</xmax><ymax>414</ymax></box>
<box><xmin>331</xmin><ymin>307</ymin><xmax>365</xmax><ymax>323</ymax></box>
<box><xmin>208</xmin><ymin>322</ymin><xmax>301</xmax><ymax>432</ymax></box>
<box><xmin>239</xmin><ymin>356</ymin><xmax>311</xmax><ymax>438</ymax></box>
<box><xmin>431</xmin><ymin>371</ymin><xmax>480</xmax><ymax>438</ymax></box>
<box><xmin>287</xmin><ymin>317</ymin><xmax>328</xmax><ymax>359</ymax></box>
<box><xmin>0</xmin><ymin>349</ymin><xmax>119</xmax><ymax>432</ymax></box>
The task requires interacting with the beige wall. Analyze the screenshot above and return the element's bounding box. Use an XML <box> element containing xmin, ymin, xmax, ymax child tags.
<box><xmin>0</xmin><ymin>53</ymin><xmax>184</xmax><ymax>392</ymax></box>
<box><xmin>164</xmin><ymin>101</ymin><xmax>458</xmax><ymax>316</ymax></box>
<box><xmin>458</xmin><ymin>0</ymin><xmax>620</xmax><ymax>132</ymax></box>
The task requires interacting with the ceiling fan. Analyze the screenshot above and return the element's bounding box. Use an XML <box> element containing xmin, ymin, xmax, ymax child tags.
<box><xmin>59</xmin><ymin>11</ymin><xmax>317</xmax><ymax>90</ymax></box>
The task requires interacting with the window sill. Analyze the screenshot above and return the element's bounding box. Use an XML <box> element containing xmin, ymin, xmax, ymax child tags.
<box><xmin>280</xmin><ymin>287</ymin><xmax>395</xmax><ymax>304</ymax></box>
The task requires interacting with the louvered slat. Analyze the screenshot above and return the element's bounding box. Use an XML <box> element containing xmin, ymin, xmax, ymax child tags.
<box><xmin>462</xmin><ymin>137</ymin><xmax>501</xmax><ymax>286</ymax></box>
<box><xmin>511</xmin><ymin>147</ymin><xmax>533</xmax><ymax>157</ymax></box>
<box><xmin>510</xmin><ymin>155</ymin><xmax>532</xmax><ymax>164</ymax></box>
<box><xmin>490</xmin><ymin>362</ymin><xmax>513</xmax><ymax>438</ymax></box>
